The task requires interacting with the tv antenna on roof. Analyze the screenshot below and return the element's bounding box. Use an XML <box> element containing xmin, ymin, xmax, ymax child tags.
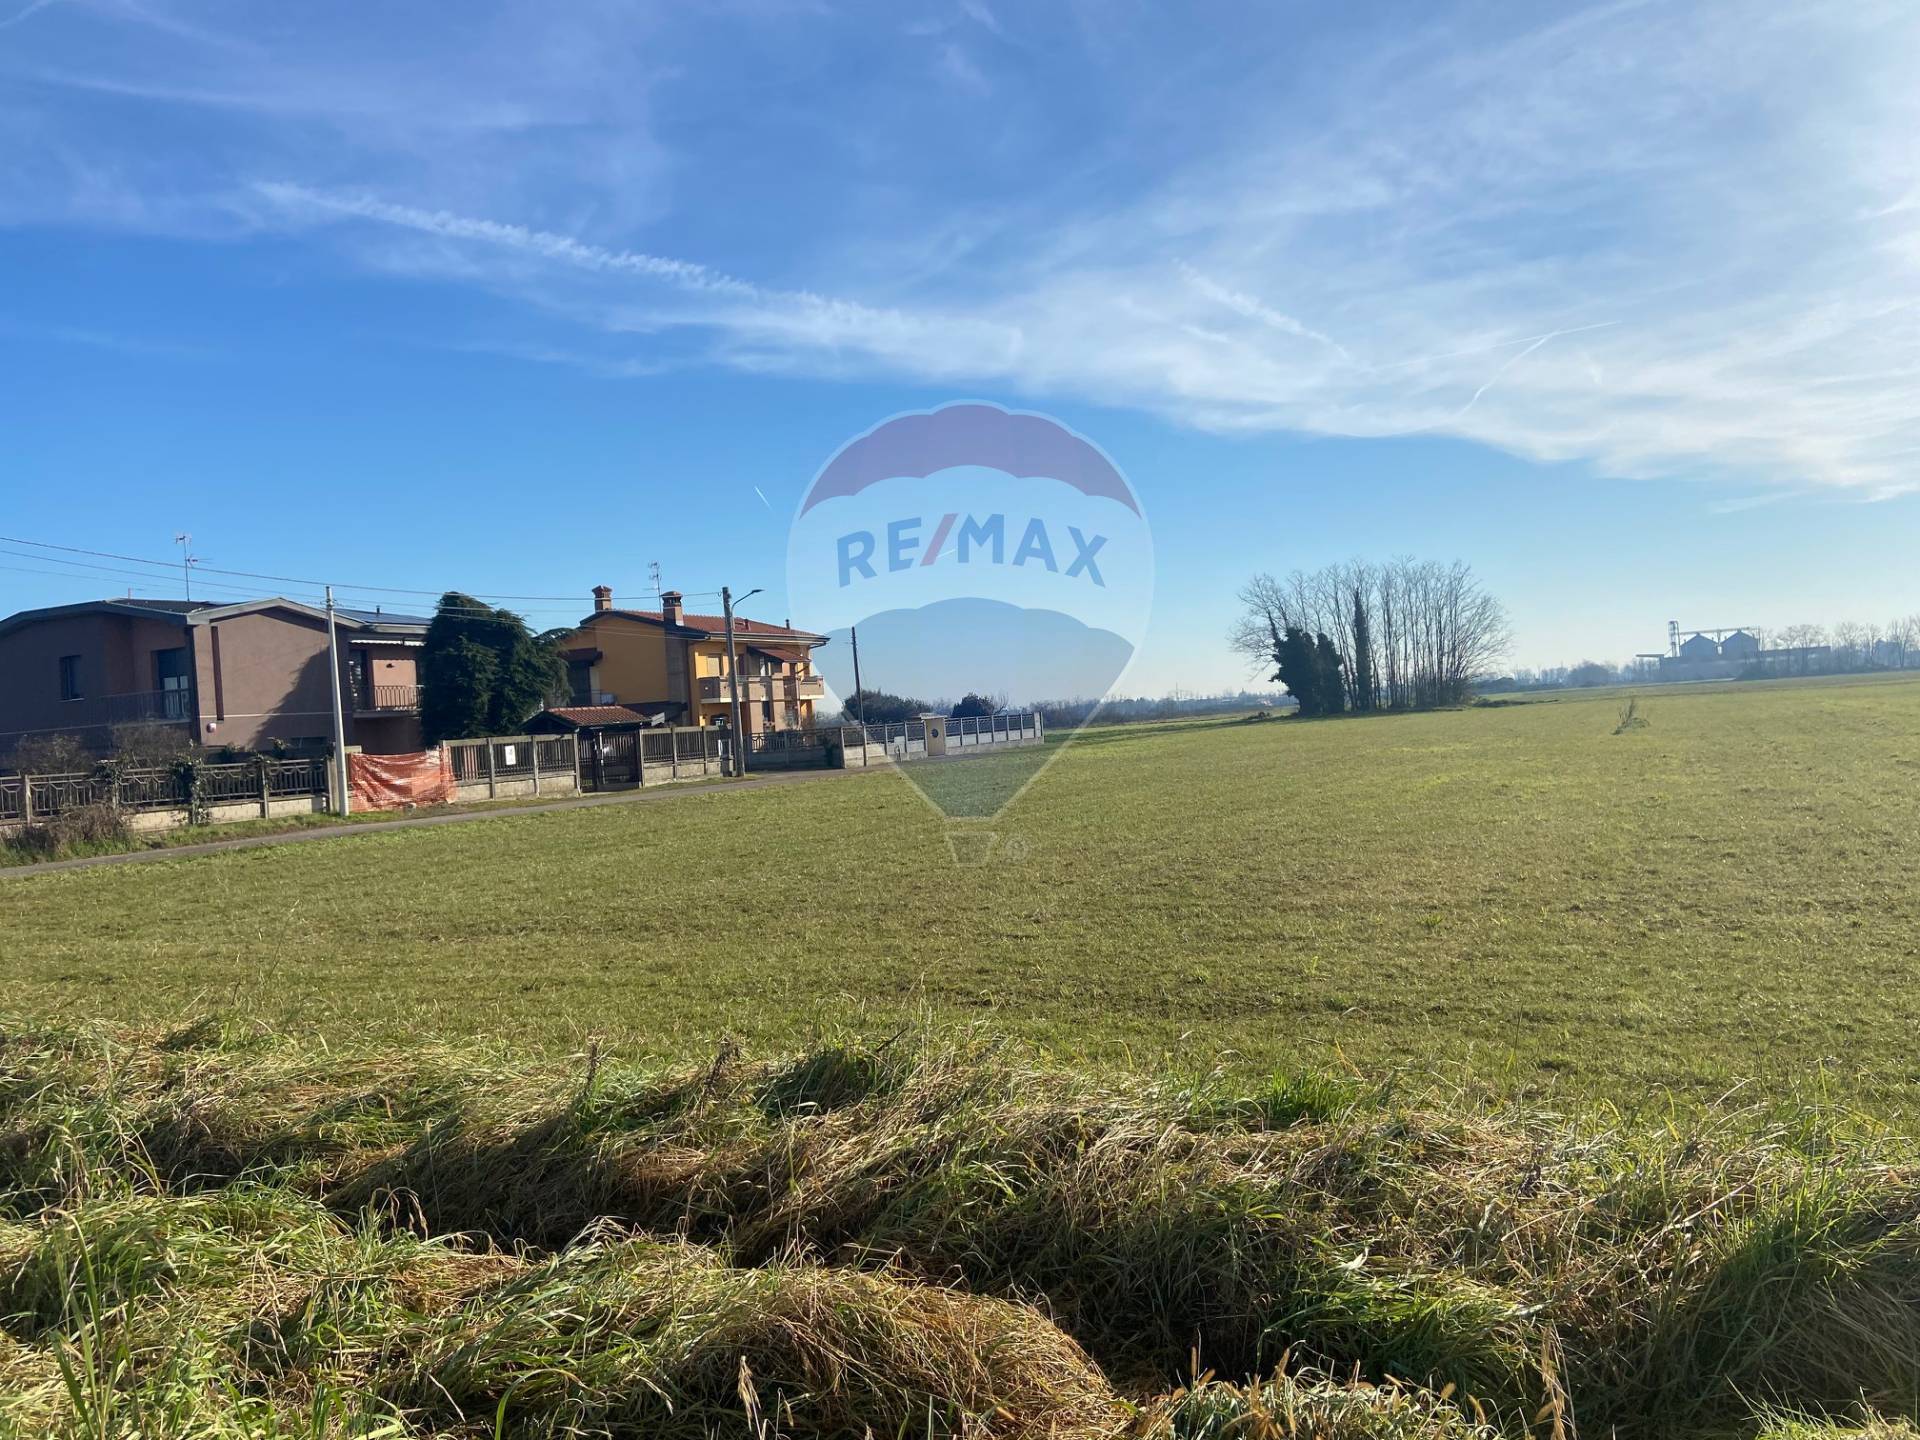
<box><xmin>174</xmin><ymin>533</ymin><xmax>203</xmax><ymax>600</ymax></box>
<box><xmin>649</xmin><ymin>560</ymin><xmax>662</xmax><ymax>598</ymax></box>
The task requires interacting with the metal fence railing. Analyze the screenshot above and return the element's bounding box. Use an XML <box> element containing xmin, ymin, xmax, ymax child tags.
<box><xmin>837</xmin><ymin>720</ymin><xmax>930</xmax><ymax>749</ymax></box>
<box><xmin>0</xmin><ymin>755</ymin><xmax>332</xmax><ymax>827</ymax></box>
<box><xmin>745</xmin><ymin>729</ymin><xmax>832</xmax><ymax>756</ymax></box>
<box><xmin>491</xmin><ymin>739</ymin><xmax>534</xmax><ymax>778</ymax></box>
<box><xmin>448</xmin><ymin>741</ymin><xmax>486</xmax><ymax>784</ymax></box>
<box><xmin>946</xmin><ymin>712</ymin><xmax>1039</xmax><ymax>745</ymax></box>
<box><xmin>739</xmin><ymin>712</ymin><xmax>1044</xmax><ymax>771</ymax></box>
<box><xmin>199</xmin><ymin>762</ymin><xmax>264</xmax><ymax>805</ymax></box>
<box><xmin>349</xmin><ymin>681</ymin><xmax>420</xmax><ymax>713</ymax></box>
<box><xmin>442</xmin><ymin>734</ymin><xmax>582</xmax><ymax>796</ymax></box>
<box><xmin>50</xmin><ymin>688</ymin><xmax>194</xmax><ymax>730</ymax></box>
<box><xmin>1</xmin><ymin>710</ymin><xmax>1046</xmax><ymax>825</ymax></box>
<box><xmin>265</xmin><ymin>757</ymin><xmax>330</xmax><ymax>798</ymax></box>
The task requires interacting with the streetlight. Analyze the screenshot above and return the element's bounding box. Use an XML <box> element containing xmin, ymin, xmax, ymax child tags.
<box><xmin>721</xmin><ymin>585</ymin><xmax>761</xmax><ymax>775</ymax></box>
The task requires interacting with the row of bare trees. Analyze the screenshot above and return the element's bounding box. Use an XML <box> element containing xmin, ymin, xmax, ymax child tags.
<box><xmin>1775</xmin><ymin>618</ymin><xmax>1920</xmax><ymax>672</ymax></box>
<box><xmin>1231</xmin><ymin>558</ymin><xmax>1510</xmax><ymax>712</ymax></box>
<box><xmin>1500</xmin><ymin>615</ymin><xmax>1920</xmax><ymax>691</ymax></box>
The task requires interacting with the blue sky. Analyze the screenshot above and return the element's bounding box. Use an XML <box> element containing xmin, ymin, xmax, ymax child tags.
<box><xmin>2</xmin><ymin>0</ymin><xmax>1918</xmax><ymax>692</ymax></box>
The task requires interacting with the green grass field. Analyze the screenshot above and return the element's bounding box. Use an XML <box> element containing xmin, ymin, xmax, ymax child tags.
<box><xmin>7</xmin><ymin>671</ymin><xmax>1919</xmax><ymax>1112</ymax></box>
<box><xmin>8</xmin><ymin>674</ymin><xmax>1920</xmax><ymax>1439</ymax></box>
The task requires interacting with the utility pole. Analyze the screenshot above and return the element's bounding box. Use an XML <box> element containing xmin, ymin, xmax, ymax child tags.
<box><xmin>850</xmin><ymin>624</ymin><xmax>865</xmax><ymax>724</ymax></box>
<box><xmin>722</xmin><ymin>586</ymin><xmax>746</xmax><ymax>776</ymax></box>
<box><xmin>175</xmin><ymin>532</ymin><xmax>195</xmax><ymax>599</ymax></box>
<box><xmin>325</xmin><ymin>585</ymin><xmax>351</xmax><ymax>816</ymax></box>
<box><xmin>720</xmin><ymin>584</ymin><xmax>762</xmax><ymax>776</ymax></box>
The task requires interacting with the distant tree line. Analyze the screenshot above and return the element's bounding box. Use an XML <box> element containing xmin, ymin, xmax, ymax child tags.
<box><xmin>1488</xmin><ymin>613</ymin><xmax>1920</xmax><ymax>692</ymax></box>
<box><xmin>1023</xmin><ymin>690</ymin><xmax>1289</xmax><ymax>730</ymax></box>
<box><xmin>832</xmin><ymin>688</ymin><xmax>1289</xmax><ymax>731</ymax></box>
<box><xmin>834</xmin><ymin>689</ymin><xmax>928</xmax><ymax>726</ymax></box>
<box><xmin>1230</xmin><ymin>558</ymin><xmax>1510</xmax><ymax>715</ymax></box>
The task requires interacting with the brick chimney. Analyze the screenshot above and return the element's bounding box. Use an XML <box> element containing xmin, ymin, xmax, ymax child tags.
<box><xmin>660</xmin><ymin>589</ymin><xmax>684</xmax><ymax>626</ymax></box>
<box><xmin>592</xmin><ymin>585</ymin><xmax>613</xmax><ymax>613</ymax></box>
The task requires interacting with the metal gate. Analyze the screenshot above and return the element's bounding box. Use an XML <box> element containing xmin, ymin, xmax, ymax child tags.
<box><xmin>583</xmin><ymin>730</ymin><xmax>638</xmax><ymax>790</ymax></box>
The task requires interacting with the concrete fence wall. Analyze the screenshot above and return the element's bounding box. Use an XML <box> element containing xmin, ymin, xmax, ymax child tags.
<box><xmin>445</xmin><ymin>735</ymin><xmax>582</xmax><ymax>802</ymax></box>
<box><xmin>1</xmin><ymin>735</ymin><xmax>585</xmax><ymax>840</ymax></box>
<box><xmin>759</xmin><ymin>713</ymin><xmax>1045</xmax><ymax>771</ymax></box>
<box><xmin>0</xmin><ymin>756</ymin><xmax>332</xmax><ymax>838</ymax></box>
<box><xmin>4</xmin><ymin>712</ymin><xmax>1048</xmax><ymax>842</ymax></box>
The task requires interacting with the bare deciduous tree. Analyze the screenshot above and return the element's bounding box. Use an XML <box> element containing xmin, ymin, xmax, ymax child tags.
<box><xmin>1886</xmin><ymin>616</ymin><xmax>1919</xmax><ymax>669</ymax></box>
<box><xmin>1232</xmin><ymin>557</ymin><xmax>1510</xmax><ymax>710</ymax></box>
<box><xmin>1832</xmin><ymin>620</ymin><xmax>1868</xmax><ymax>669</ymax></box>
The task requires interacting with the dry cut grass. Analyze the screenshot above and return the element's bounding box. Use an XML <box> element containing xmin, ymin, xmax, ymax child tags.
<box><xmin>4</xmin><ymin>1017</ymin><xmax>1920</xmax><ymax>1438</ymax></box>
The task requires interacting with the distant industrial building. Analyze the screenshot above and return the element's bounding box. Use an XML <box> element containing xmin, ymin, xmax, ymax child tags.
<box><xmin>1636</xmin><ymin>621</ymin><xmax>1830</xmax><ymax>682</ymax></box>
<box><xmin>1676</xmin><ymin>632</ymin><xmax>1721</xmax><ymax>662</ymax></box>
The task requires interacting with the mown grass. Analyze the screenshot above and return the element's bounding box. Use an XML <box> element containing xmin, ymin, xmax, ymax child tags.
<box><xmin>0</xmin><ymin>792</ymin><xmax>707</xmax><ymax>868</ymax></box>
<box><xmin>4</xmin><ymin>1019</ymin><xmax>1920</xmax><ymax>1437</ymax></box>
<box><xmin>4</xmin><ymin>674</ymin><xmax>1920</xmax><ymax>1113</ymax></box>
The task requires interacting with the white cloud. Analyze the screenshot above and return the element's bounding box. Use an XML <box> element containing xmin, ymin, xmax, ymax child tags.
<box><xmin>0</xmin><ymin>0</ymin><xmax>63</xmax><ymax>33</ymax></box>
<box><xmin>6</xmin><ymin>1</ymin><xmax>1920</xmax><ymax>496</ymax></box>
<box><xmin>935</xmin><ymin>41</ymin><xmax>989</xmax><ymax>93</ymax></box>
<box><xmin>956</xmin><ymin>0</ymin><xmax>1001</xmax><ymax>37</ymax></box>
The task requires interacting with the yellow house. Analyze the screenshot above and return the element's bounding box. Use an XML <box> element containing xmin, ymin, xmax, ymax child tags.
<box><xmin>557</xmin><ymin>587</ymin><xmax>828</xmax><ymax>734</ymax></box>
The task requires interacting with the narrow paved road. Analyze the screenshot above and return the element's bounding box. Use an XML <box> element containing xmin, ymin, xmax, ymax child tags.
<box><xmin>1</xmin><ymin>767</ymin><xmax>870</xmax><ymax>879</ymax></box>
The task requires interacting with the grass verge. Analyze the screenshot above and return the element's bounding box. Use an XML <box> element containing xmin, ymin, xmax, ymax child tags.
<box><xmin>4</xmin><ymin>1017</ymin><xmax>1919</xmax><ymax>1437</ymax></box>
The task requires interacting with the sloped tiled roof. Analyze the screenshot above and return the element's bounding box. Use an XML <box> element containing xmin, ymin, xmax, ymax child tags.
<box><xmin>539</xmin><ymin>704</ymin><xmax>662</xmax><ymax>727</ymax></box>
<box><xmin>594</xmin><ymin>608</ymin><xmax>824</xmax><ymax>642</ymax></box>
<box><xmin>336</xmin><ymin>607</ymin><xmax>433</xmax><ymax>628</ymax></box>
<box><xmin>106</xmin><ymin>598</ymin><xmax>202</xmax><ymax>615</ymax></box>
<box><xmin>0</xmin><ymin>595</ymin><xmax>427</xmax><ymax>639</ymax></box>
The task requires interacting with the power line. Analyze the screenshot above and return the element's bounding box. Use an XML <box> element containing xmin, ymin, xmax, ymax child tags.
<box><xmin>0</xmin><ymin>559</ymin><xmax>608</xmax><ymax>623</ymax></box>
<box><xmin>0</xmin><ymin>548</ymin><xmax>327</xmax><ymax>601</ymax></box>
<box><xmin>0</xmin><ymin>533</ymin><xmax>715</xmax><ymax>604</ymax></box>
<box><xmin>0</xmin><ymin>533</ymin><xmax>683</xmax><ymax>599</ymax></box>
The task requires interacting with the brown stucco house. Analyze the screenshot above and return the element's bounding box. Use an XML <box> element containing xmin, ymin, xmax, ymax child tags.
<box><xmin>557</xmin><ymin>587</ymin><xmax>827</xmax><ymax>734</ymax></box>
<box><xmin>0</xmin><ymin>596</ymin><xmax>430</xmax><ymax>761</ymax></box>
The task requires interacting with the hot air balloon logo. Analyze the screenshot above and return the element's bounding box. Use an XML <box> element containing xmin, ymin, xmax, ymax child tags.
<box><xmin>787</xmin><ymin>402</ymin><xmax>1154</xmax><ymax>856</ymax></box>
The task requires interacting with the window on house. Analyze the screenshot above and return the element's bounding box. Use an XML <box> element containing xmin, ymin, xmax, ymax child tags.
<box><xmin>567</xmin><ymin>658</ymin><xmax>594</xmax><ymax>705</ymax></box>
<box><xmin>58</xmin><ymin>654</ymin><xmax>82</xmax><ymax>700</ymax></box>
<box><xmin>152</xmin><ymin>647</ymin><xmax>191</xmax><ymax>721</ymax></box>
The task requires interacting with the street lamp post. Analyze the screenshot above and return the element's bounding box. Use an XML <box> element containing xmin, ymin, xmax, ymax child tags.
<box><xmin>721</xmin><ymin>585</ymin><xmax>762</xmax><ymax>776</ymax></box>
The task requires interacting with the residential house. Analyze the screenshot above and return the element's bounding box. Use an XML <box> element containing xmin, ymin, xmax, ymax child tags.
<box><xmin>558</xmin><ymin>587</ymin><xmax>827</xmax><ymax>734</ymax></box>
<box><xmin>0</xmin><ymin>597</ymin><xmax>429</xmax><ymax>761</ymax></box>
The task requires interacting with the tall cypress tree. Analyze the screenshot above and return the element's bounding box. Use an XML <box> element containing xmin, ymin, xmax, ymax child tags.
<box><xmin>419</xmin><ymin>592</ymin><xmax>564</xmax><ymax>745</ymax></box>
<box><xmin>1277</xmin><ymin>626</ymin><xmax>1324</xmax><ymax>716</ymax></box>
<box><xmin>1315</xmin><ymin>633</ymin><xmax>1347</xmax><ymax>715</ymax></box>
<box><xmin>1350</xmin><ymin>586</ymin><xmax>1375</xmax><ymax>713</ymax></box>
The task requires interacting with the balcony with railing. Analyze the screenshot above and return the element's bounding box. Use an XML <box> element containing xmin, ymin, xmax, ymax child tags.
<box><xmin>349</xmin><ymin>680</ymin><xmax>421</xmax><ymax>714</ymax></box>
<box><xmin>697</xmin><ymin>674</ymin><xmax>826</xmax><ymax>702</ymax></box>
<box><xmin>59</xmin><ymin>688</ymin><xmax>194</xmax><ymax>729</ymax></box>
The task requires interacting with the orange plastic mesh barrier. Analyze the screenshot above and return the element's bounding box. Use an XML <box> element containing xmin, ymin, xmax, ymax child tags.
<box><xmin>349</xmin><ymin>748</ymin><xmax>455</xmax><ymax>811</ymax></box>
